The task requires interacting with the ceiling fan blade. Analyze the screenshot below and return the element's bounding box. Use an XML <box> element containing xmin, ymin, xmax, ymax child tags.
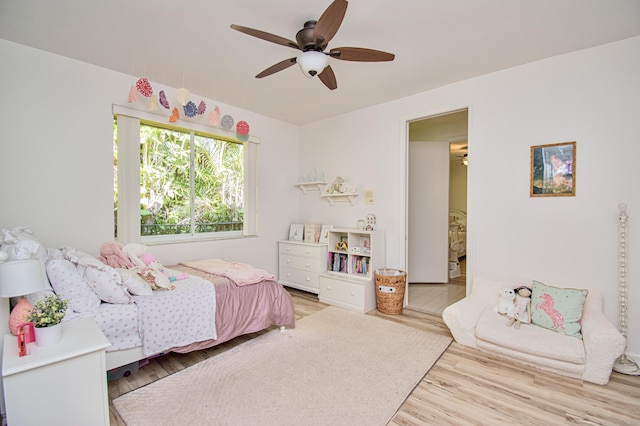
<box><xmin>312</xmin><ymin>0</ymin><xmax>348</xmax><ymax>47</ymax></box>
<box><xmin>329</xmin><ymin>47</ymin><xmax>395</xmax><ymax>62</ymax></box>
<box><xmin>230</xmin><ymin>24</ymin><xmax>299</xmax><ymax>50</ymax></box>
<box><xmin>318</xmin><ymin>65</ymin><xmax>337</xmax><ymax>90</ymax></box>
<box><xmin>255</xmin><ymin>58</ymin><xmax>298</xmax><ymax>78</ymax></box>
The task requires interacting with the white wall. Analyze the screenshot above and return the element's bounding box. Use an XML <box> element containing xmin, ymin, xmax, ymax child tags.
<box><xmin>2</xmin><ymin>35</ymin><xmax>639</xmax><ymax>362</ymax></box>
<box><xmin>0</xmin><ymin>40</ymin><xmax>301</xmax><ymax>275</ymax></box>
<box><xmin>299</xmin><ymin>36</ymin><xmax>640</xmax><ymax>360</ymax></box>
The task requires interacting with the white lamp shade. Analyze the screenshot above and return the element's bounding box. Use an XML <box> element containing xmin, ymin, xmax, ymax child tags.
<box><xmin>0</xmin><ymin>259</ymin><xmax>50</xmax><ymax>298</ymax></box>
<box><xmin>297</xmin><ymin>51</ymin><xmax>329</xmax><ymax>78</ymax></box>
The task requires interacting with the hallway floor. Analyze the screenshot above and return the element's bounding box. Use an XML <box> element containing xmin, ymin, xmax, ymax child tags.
<box><xmin>406</xmin><ymin>258</ymin><xmax>466</xmax><ymax>316</ymax></box>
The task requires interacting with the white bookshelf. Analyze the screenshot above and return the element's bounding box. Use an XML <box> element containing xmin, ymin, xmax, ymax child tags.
<box><xmin>319</xmin><ymin>228</ymin><xmax>385</xmax><ymax>312</ymax></box>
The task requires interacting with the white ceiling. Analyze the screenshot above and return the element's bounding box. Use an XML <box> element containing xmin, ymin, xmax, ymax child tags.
<box><xmin>1</xmin><ymin>0</ymin><xmax>639</xmax><ymax>125</ymax></box>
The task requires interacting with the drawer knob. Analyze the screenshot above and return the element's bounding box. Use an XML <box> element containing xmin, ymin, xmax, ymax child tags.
<box><xmin>305</xmin><ymin>277</ymin><xmax>311</xmax><ymax>282</ymax></box>
<box><xmin>286</xmin><ymin>273</ymin><xmax>291</xmax><ymax>277</ymax></box>
<box><xmin>305</xmin><ymin>263</ymin><xmax>311</xmax><ymax>268</ymax></box>
<box><xmin>286</xmin><ymin>259</ymin><xmax>291</xmax><ymax>263</ymax></box>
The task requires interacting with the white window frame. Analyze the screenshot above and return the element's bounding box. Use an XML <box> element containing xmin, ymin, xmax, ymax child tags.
<box><xmin>113</xmin><ymin>104</ymin><xmax>259</xmax><ymax>245</ymax></box>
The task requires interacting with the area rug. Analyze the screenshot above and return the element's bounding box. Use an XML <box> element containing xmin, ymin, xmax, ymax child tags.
<box><xmin>113</xmin><ymin>306</ymin><xmax>452</xmax><ymax>426</ymax></box>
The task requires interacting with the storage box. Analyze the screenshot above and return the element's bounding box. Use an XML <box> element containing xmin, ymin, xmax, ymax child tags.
<box><xmin>107</xmin><ymin>361</ymin><xmax>140</xmax><ymax>381</ymax></box>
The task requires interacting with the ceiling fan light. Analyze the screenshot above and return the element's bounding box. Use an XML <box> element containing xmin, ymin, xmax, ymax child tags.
<box><xmin>297</xmin><ymin>51</ymin><xmax>329</xmax><ymax>78</ymax></box>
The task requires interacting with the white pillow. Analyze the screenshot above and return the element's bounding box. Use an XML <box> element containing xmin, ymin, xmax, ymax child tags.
<box><xmin>78</xmin><ymin>264</ymin><xmax>131</xmax><ymax>304</ymax></box>
<box><xmin>117</xmin><ymin>268</ymin><xmax>153</xmax><ymax>296</ymax></box>
<box><xmin>64</xmin><ymin>248</ymin><xmax>132</xmax><ymax>304</ymax></box>
<box><xmin>46</xmin><ymin>258</ymin><xmax>101</xmax><ymax>313</ymax></box>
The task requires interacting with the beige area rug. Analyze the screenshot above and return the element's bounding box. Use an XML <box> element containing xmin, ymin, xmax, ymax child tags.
<box><xmin>113</xmin><ymin>306</ymin><xmax>452</xmax><ymax>426</ymax></box>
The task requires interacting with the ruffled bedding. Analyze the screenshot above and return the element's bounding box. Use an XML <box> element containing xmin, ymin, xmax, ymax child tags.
<box><xmin>1</xmin><ymin>227</ymin><xmax>294</xmax><ymax>362</ymax></box>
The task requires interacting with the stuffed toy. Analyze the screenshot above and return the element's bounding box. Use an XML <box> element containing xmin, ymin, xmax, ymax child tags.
<box><xmin>0</xmin><ymin>227</ymin><xmax>45</xmax><ymax>261</ymax></box>
<box><xmin>507</xmin><ymin>286</ymin><xmax>532</xmax><ymax>329</ymax></box>
<box><xmin>123</xmin><ymin>243</ymin><xmax>149</xmax><ymax>268</ymax></box>
<box><xmin>98</xmin><ymin>241</ymin><xmax>133</xmax><ymax>269</ymax></box>
<box><xmin>139</xmin><ymin>252</ymin><xmax>188</xmax><ymax>289</ymax></box>
<box><xmin>494</xmin><ymin>287</ymin><xmax>515</xmax><ymax>317</ymax></box>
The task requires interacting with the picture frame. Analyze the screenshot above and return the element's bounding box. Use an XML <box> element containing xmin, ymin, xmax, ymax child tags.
<box><xmin>319</xmin><ymin>225</ymin><xmax>334</xmax><ymax>244</ymax></box>
<box><xmin>288</xmin><ymin>224</ymin><xmax>304</xmax><ymax>241</ymax></box>
<box><xmin>530</xmin><ymin>141</ymin><xmax>576</xmax><ymax>197</ymax></box>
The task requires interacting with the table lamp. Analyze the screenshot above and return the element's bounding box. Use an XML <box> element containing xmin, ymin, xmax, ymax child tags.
<box><xmin>0</xmin><ymin>259</ymin><xmax>51</xmax><ymax>335</ymax></box>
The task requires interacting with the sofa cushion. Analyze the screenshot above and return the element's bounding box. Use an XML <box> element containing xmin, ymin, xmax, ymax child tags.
<box><xmin>530</xmin><ymin>281</ymin><xmax>588</xmax><ymax>338</ymax></box>
<box><xmin>475</xmin><ymin>309</ymin><xmax>585</xmax><ymax>365</ymax></box>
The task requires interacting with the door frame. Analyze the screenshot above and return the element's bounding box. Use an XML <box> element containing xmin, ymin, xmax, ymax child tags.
<box><xmin>399</xmin><ymin>106</ymin><xmax>471</xmax><ymax>306</ymax></box>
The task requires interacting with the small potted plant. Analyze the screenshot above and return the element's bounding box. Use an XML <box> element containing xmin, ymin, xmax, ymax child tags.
<box><xmin>25</xmin><ymin>294</ymin><xmax>69</xmax><ymax>347</ymax></box>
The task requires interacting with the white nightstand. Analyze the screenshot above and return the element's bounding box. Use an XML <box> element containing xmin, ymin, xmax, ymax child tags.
<box><xmin>2</xmin><ymin>318</ymin><xmax>111</xmax><ymax>425</ymax></box>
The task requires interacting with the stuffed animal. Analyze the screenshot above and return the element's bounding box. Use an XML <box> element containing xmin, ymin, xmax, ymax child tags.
<box><xmin>507</xmin><ymin>286</ymin><xmax>532</xmax><ymax>329</ymax></box>
<box><xmin>140</xmin><ymin>252</ymin><xmax>188</xmax><ymax>284</ymax></box>
<box><xmin>494</xmin><ymin>287</ymin><xmax>515</xmax><ymax>316</ymax></box>
<box><xmin>98</xmin><ymin>241</ymin><xmax>133</xmax><ymax>269</ymax></box>
<box><xmin>123</xmin><ymin>243</ymin><xmax>149</xmax><ymax>268</ymax></box>
<box><xmin>0</xmin><ymin>227</ymin><xmax>45</xmax><ymax>261</ymax></box>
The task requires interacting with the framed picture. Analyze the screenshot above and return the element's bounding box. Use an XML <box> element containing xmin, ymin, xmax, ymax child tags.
<box><xmin>288</xmin><ymin>224</ymin><xmax>304</xmax><ymax>241</ymax></box>
<box><xmin>319</xmin><ymin>225</ymin><xmax>334</xmax><ymax>244</ymax></box>
<box><xmin>530</xmin><ymin>141</ymin><xmax>576</xmax><ymax>197</ymax></box>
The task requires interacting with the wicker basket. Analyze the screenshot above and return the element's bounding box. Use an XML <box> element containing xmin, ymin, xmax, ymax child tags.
<box><xmin>374</xmin><ymin>269</ymin><xmax>407</xmax><ymax>315</ymax></box>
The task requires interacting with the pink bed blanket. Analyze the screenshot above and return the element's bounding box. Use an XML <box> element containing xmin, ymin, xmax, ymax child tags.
<box><xmin>180</xmin><ymin>258</ymin><xmax>274</xmax><ymax>286</ymax></box>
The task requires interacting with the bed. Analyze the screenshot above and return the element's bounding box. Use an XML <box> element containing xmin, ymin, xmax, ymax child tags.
<box><xmin>101</xmin><ymin>261</ymin><xmax>295</xmax><ymax>371</ymax></box>
<box><xmin>448</xmin><ymin>209</ymin><xmax>467</xmax><ymax>261</ymax></box>
<box><xmin>0</xmin><ymin>227</ymin><xmax>295</xmax><ymax>373</ymax></box>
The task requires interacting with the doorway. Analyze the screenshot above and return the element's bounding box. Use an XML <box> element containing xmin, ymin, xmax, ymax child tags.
<box><xmin>405</xmin><ymin>109</ymin><xmax>468</xmax><ymax>316</ymax></box>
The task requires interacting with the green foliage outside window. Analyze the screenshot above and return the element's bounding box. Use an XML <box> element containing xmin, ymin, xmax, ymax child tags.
<box><xmin>114</xmin><ymin>119</ymin><xmax>244</xmax><ymax>237</ymax></box>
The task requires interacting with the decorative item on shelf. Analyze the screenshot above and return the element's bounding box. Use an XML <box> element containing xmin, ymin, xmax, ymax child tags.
<box><xmin>357</xmin><ymin>219</ymin><xmax>366</xmax><ymax>230</ymax></box>
<box><xmin>25</xmin><ymin>294</ymin><xmax>69</xmax><ymax>347</ymax></box>
<box><xmin>319</xmin><ymin>225</ymin><xmax>334</xmax><ymax>243</ymax></box>
<box><xmin>335</xmin><ymin>241</ymin><xmax>348</xmax><ymax>251</ymax></box>
<box><xmin>0</xmin><ymin>259</ymin><xmax>51</xmax><ymax>336</ymax></box>
<box><xmin>296</xmin><ymin>170</ymin><xmax>328</xmax><ymax>193</ymax></box>
<box><xmin>329</xmin><ymin>176</ymin><xmax>345</xmax><ymax>194</ymax></box>
<box><xmin>366</xmin><ymin>213</ymin><xmax>377</xmax><ymax>230</ymax></box>
<box><xmin>288</xmin><ymin>224</ymin><xmax>304</xmax><ymax>241</ymax></box>
<box><xmin>613</xmin><ymin>203</ymin><xmax>640</xmax><ymax>375</ymax></box>
<box><xmin>304</xmin><ymin>223</ymin><xmax>322</xmax><ymax>243</ymax></box>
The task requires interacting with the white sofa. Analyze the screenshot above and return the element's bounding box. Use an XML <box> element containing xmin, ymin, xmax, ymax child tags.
<box><xmin>442</xmin><ymin>277</ymin><xmax>626</xmax><ymax>385</ymax></box>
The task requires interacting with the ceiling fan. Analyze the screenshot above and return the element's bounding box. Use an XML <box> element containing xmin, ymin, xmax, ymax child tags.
<box><xmin>230</xmin><ymin>0</ymin><xmax>395</xmax><ymax>90</ymax></box>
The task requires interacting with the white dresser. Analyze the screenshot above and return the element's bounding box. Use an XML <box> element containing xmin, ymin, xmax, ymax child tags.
<box><xmin>2</xmin><ymin>318</ymin><xmax>111</xmax><ymax>425</ymax></box>
<box><xmin>278</xmin><ymin>240</ymin><xmax>327</xmax><ymax>294</ymax></box>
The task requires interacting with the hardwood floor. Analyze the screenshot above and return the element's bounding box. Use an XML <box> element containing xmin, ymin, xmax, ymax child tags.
<box><xmin>108</xmin><ymin>287</ymin><xmax>640</xmax><ymax>425</ymax></box>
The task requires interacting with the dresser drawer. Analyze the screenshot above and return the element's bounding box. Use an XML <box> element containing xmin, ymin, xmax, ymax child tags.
<box><xmin>280</xmin><ymin>254</ymin><xmax>321</xmax><ymax>273</ymax></box>
<box><xmin>319</xmin><ymin>275</ymin><xmax>364</xmax><ymax>304</ymax></box>
<box><xmin>279</xmin><ymin>266</ymin><xmax>320</xmax><ymax>288</ymax></box>
<box><xmin>279</xmin><ymin>242</ymin><xmax>323</xmax><ymax>259</ymax></box>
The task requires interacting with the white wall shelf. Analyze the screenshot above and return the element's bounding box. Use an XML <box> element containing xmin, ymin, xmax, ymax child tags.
<box><xmin>320</xmin><ymin>193</ymin><xmax>358</xmax><ymax>206</ymax></box>
<box><xmin>294</xmin><ymin>181</ymin><xmax>327</xmax><ymax>194</ymax></box>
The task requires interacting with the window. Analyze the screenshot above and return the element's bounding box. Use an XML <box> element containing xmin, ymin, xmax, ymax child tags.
<box><xmin>113</xmin><ymin>107</ymin><xmax>257</xmax><ymax>244</ymax></box>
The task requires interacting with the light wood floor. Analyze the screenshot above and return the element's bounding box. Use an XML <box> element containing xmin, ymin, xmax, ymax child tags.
<box><xmin>109</xmin><ymin>288</ymin><xmax>640</xmax><ymax>425</ymax></box>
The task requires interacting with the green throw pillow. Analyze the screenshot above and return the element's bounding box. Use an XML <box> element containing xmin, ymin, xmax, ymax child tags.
<box><xmin>530</xmin><ymin>281</ymin><xmax>588</xmax><ymax>338</ymax></box>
